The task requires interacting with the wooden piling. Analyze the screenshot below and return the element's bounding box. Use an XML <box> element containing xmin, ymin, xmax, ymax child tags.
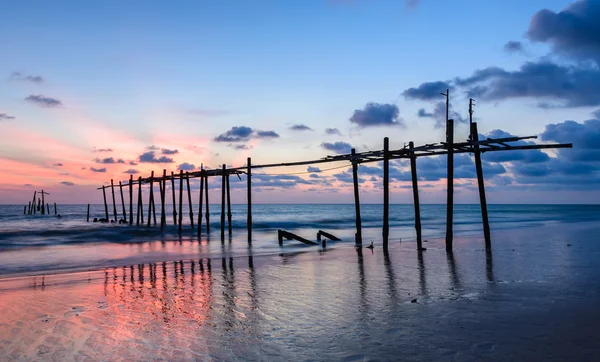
<box><xmin>102</xmin><ymin>186</ymin><xmax>109</xmax><ymax>221</ymax></box>
<box><xmin>247</xmin><ymin>157</ymin><xmax>252</xmax><ymax>244</ymax></box>
<box><xmin>41</xmin><ymin>189</ymin><xmax>45</xmax><ymax>215</ymax></box>
<box><xmin>178</xmin><ymin>170</ymin><xmax>183</xmax><ymax>233</ymax></box>
<box><xmin>226</xmin><ymin>173</ymin><xmax>232</xmax><ymax>236</ymax></box>
<box><xmin>445</xmin><ymin>119</ymin><xmax>454</xmax><ymax>251</ymax></box>
<box><xmin>160</xmin><ymin>169</ymin><xmax>166</xmax><ymax>230</ymax></box>
<box><xmin>28</xmin><ymin>201</ymin><xmax>31</xmax><ymax>215</ymax></box>
<box><xmin>119</xmin><ymin>181</ymin><xmax>126</xmax><ymax>221</ymax></box>
<box><xmin>186</xmin><ymin>172</ymin><xmax>194</xmax><ymax>229</ymax></box>
<box><xmin>138</xmin><ymin>176</ymin><xmax>144</xmax><ymax>225</ymax></box>
<box><xmin>351</xmin><ymin>149</ymin><xmax>362</xmax><ymax>246</ymax></box>
<box><xmin>147</xmin><ymin>171</ymin><xmax>154</xmax><ymax>227</ymax></box>
<box><xmin>129</xmin><ymin>175</ymin><xmax>133</xmax><ymax>225</ymax></box>
<box><xmin>31</xmin><ymin>191</ymin><xmax>37</xmax><ymax>215</ymax></box>
<box><xmin>46</xmin><ymin>203</ymin><xmax>49</xmax><ymax>214</ymax></box>
<box><xmin>197</xmin><ymin>171</ymin><xmax>204</xmax><ymax>237</ymax></box>
<box><xmin>110</xmin><ymin>180</ymin><xmax>117</xmax><ymax>221</ymax></box>
<box><xmin>204</xmin><ymin>174</ymin><xmax>210</xmax><ymax>233</ymax></box>
<box><xmin>23</xmin><ymin>205</ymin><xmax>26</xmax><ymax>215</ymax></box>
<box><xmin>409</xmin><ymin>141</ymin><xmax>423</xmax><ymax>250</ymax></box>
<box><xmin>87</xmin><ymin>203</ymin><xmax>90</xmax><ymax>222</ymax></box>
<box><xmin>54</xmin><ymin>202</ymin><xmax>57</xmax><ymax>215</ymax></box>
<box><xmin>383</xmin><ymin>137</ymin><xmax>389</xmax><ymax>248</ymax></box>
<box><xmin>221</xmin><ymin>164</ymin><xmax>226</xmax><ymax>241</ymax></box>
<box><xmin>471</xmin><ymin>122</ymin><xmax>491</xmax><ymax>248</ymax></box>
<box><xmin>171</xmin><ymin>172</ymin><xmax>177</xmax><ymax>226</ymax></box>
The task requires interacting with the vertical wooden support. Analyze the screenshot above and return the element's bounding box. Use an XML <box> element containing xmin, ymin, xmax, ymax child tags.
<box><xmin>31</xmin><ymin>191</ymin><xmax>37</xmax><ymax>215</ymax></box>
<box><xmin>198</xmin><ymin>171</ymin><xmax>204</xmax><ymax>237</ymax></box>
<box><xmin>160</xmin><ymin>169</ymin><xmax>167</xmax><ymax>230</ymax></box>
<box><xmin>54</xmin><ymin>202</ymin><xmax>57</xmax><ymax>215</ymax></box>
<box><xmin>147</xmin><ymin>171</ymin><xmax>154</xmax><ymax>227</ymax></box>
<box><xmin>171</xmin><ymin>172</ymin><xmax>177</xmax><ymax>225</ymax></box>
<box><xmin>41</xmin><ymin>189</ymin><xmax>45</xmax><ymax>215</ymax></box>
<box><xmin>382</xmin><ymin>137</ymin><xmax>389</xmax><ymax>248</ymax></box>
<box><xmin>247</xmin><ymin>157</ymin><xmax>252</xmax><ymax>244</ymax></box>
<box><xmin>221</xmin><ymin>164</ymin><xmax>226</xmax><ymax>241</ymax></box>
<box><xmin>445</xmin><ymin>119</ymin><xmax>454</xmax><ymax>251</ymax></box>
<box><xmin>186</xmin><ymin>172</ymin><xmax>194</xmax><ymax>229</ymax></box>
<box><xmin>87</xmin><ymin>203</ymin><xmax>90</xmax><ymax>222</ymax></box>
<box><xmin>351</xmin><ymin>149</ymin><xmax>362</xmax><ymax>246</ymax></box>
<box><xmin>409</xmin><ymin>142</ymin><xmax>423</xmax><ymax>250</ymax></box>
<box><xmin>24</xmin><ymin>205</ymin><xmax>26</xmax><ymax>215</ymax></box>
<box><xmin>110</xmin><ymin>180</ymin><xmax>117</xmax><ymax>221</ymax></box>
<box><xmin>471</xmin><ymin>122</ymin><xmax>491</xmax><ymax>248</ymax></box>
<box><xmin>28</xmin><ymin>201</ymin><xmax>32</xmax><ymax>215</ymax></box>
<box><xmin>129</xmin><ymin>175</ymin><xmax>133</xmax><ymax>225</ymax></box>
<box><xmin>46</xmin><ymin>203</ymin><xmax>49</xmax><ymax>214</ymax></box>
<box><xmin>178</xmin><ymin>170</ymin><xmax>183</xmax><ymax>233</ymax></box>
<box><xmin>102</xmin><ymin>186</ymin><xmax>109</xmax><ymax>220</ymax></box>
<box><xmin>205</xmin><ymin>174</ymin><xmax>210</xmax><ymax>233</ymax></box>
<box><xmin>138</xmin><ymin>176</ymin><xmax>144</xmax><ymax>225</ymax></box>
<box><xmin>226</xmin><ymin>173</ymin><xmax>232</xmax><ymax>236</ymax></box>
<box><xmin>119</xmin><ymin>181</ymin><xmax>126</xmax><ymax>220</ymax></box>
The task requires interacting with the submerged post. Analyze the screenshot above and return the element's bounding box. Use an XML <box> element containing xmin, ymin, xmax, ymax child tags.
<box><xmin>471</xmin><ymin>122</ymin><xmax>491</xmax><ymax>248</ymax></box>
<box><xmin>383</xmin><ymin>137</ymin><xmax>389</xmax><ymax>248</ymax></box>
<box><xmin>178</xmin><ymin>170</ymin><xmax>183</xmax><ymax>233</ymax></box>
<box><xmin>54</xmin><ymin>202</ymin><xmax>57</xmax><ymax>215</ymax></box>
<box><xmin>129</xmin><ymin>175</ymin><xmax>133</xmax><ymax>225</ymax></box>
<box><xmin>226</xmin><ymin>174</ymin><xmax>232</xmax><ymax>236</ymax></box>
<box><xmin>87</xmin><ymin>203</ymin><xmax>90</xmax><ymax>222</ymax></box>
<box><xmin>160</xmin><ymin>169</ymin><xmax>166</xmax><ymax>230</ymax></box>
<box><xmin>221</xmin><ymin>164</ymin><xmax>226</xmax><ymax>241</ymax></box>
<box><xmin>147</xmin><ymin>171</ymin><xmax>154</xmax><ymax>227</ymax></box>
<box><xmin>137</xmin><ymin>176</ymin><xmax>144</xmax><ymax>225</ymax></box>
<box><xmin>247</xmin><ymin>157</ymin><xmax>252</xmax><ymax>244</ymax></box>
<box><xmin>171</xmin><ymin>171</ymin><xmax>177</xmax><ymax>225</ymax></box>
<box><xmin>205</xmin><ymin>173</ymin><xmax>210</xmax><ymax>233</ymax></box>
<box><xmin>46</xmin><ymin>203</ymin><xmax>49</xmax><ymax>214</ymax></box>
<box><xmin>446</xmin><ymin>119</ymin><xmax>454</xmax><ymax>251</ymax></box>
<box><xmin>409</xmin><ymin>142</ymin><xmax>423</xmax><ymax>250</ymax></box>
<box><xmin>351</xmin><ymin>149</ymin><xmax>362</xmax><ymax>246</ymax></box>
<box><xmin>41</xmin><ymin>189</ymin><xmax>45</xmax><ymax>215</ymax></box>
<box><xmin>119</xmin><ymin>181</ymin><xmax>126</xmax><ymax>221</ymax></box>
<box><xmin>31</xmin><ymin>191</ymin><xmax>37</xmax><ymax>215</ymax></box>
<box><xmin>102</xmin><ymin>186</ymin><xmax>109</xmax><ymax>221</ymax></box>
<box><xmin>198</xmin><ymin>170</ymin><xmax>204</xmax><ymax>237</ymax></box>
<box><xmin>28</xmin><ymin>201</ymin><xmax>32</xmax><ymax>215</ymax></box>
<box><xmin>110</xmin><ymin>180</ymin><xmax>117</xmax><ymax>221</ymax></box>
<box><xmin>186</xmin><ymin>172</ymin><xmax>194</xmax><ymax>229</ymax></box>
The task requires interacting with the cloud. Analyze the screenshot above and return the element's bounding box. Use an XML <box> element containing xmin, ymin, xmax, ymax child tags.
<box><xmin>307</xmin><ymin>166</ymin><xmax>321</xmax><ymax>173</ymax></box>
<box><xmin>124</xmin><ymin>169</ymin><xmax>139</xmax><ymax>174</ymax></box>
<box><xmin>178</xmin><ymin>162</ymin><xmax>195</xmax><ymax>171</ymax></box>
<box><xmin>234</xmin><ymin>144</ymin><xmax>252</xmax><ymax>150</ymax></box>
<box><xmin>325</xmin><ymin>128</ymin><xmax>342</xmax><ymax>136</ymax></box>
<box><xmin>214</xmin><ymin>126</ymin><xmax>254</xmax><ymax>142</ymax></box>
<box><xmin>349</xmin><ymin>103</ymin><xmax>402</xmax><ymax>127</ymax></box>
<box><xmin>53</xmin><ymin>163</ymin><xmax>63</xmax><ymax>167</ymax></box>
<box><xmin>402</xmin><ymin>81</ymin><xmax>453</xmax><ymax>101</ymax></box>
<box><xmin>504</xmin><ymin>41</ymin><xmax>525</xmax><ymax>53</ymax></box>
<box><xmin>146</xmin><ymin>145</ymin><xmax>160</xmax><ymax>151</ymax></box>
<box><xmin>24</xmin><ymin>184</ymin><xmax>32</xmax><ymax>187</ymax></box>
<box><xmin>256</xmin><ymin>130</ymin><xmax>280</xmax><ymax>138</ymax></box>
<box><xmin>90</xmin><ymin>167</ymin><xmax>106</xmax><ymax>173</ymax></box>
<box><xmin>593</xmin><ymin>109</ymin><xmax>600</xmax><ymax>119</ymax></box>
<box><xmin>25</xmin><ymin>95</ymin><xmax>62</xmax><ymax>108</ymax></box>
<box><xmin>129</xmin><ymin>161</ymin><xmax>138</xmax><ymax>165</ymax></box>
<box><xmin>321</xmin><ymin>141</ymin><xmax>352</xmax><ymax>154</ymax></box>
<box><xmin>93</xmin><ymin>148</ymin><xmax>113</xmax><ymax>152</ymax></box>
<box><xmin>480</xmin><ymin>129</ymin><xmax>550</xmax><ymax>163</ymax></box>
<box><xmin>162</xmin><ymin>148</ymin><xmax>179</xmax><ymax>155</ymax></box>
<box><xmin>60</xmin><ymin>181</ymin><xmax>75</xmax><ymax>186</ymax></box>
<box><xmin>290</xmin><ymin>124</ymin><xmax>313</xmax><ymax>131</ymax></box>
<box><xmin>94</xmin><ymin>157</ymin><xmax>125</xmax><ymax>164</ymax></box>
<box><xmin>10</xmin><ymin>72</ymin><xmax>43</xmax><ymax>83</ymax></box>
<box><xmin>541</xmin><ymin>119</ymin><xmax>600</xmax><ymax>162</ymax></box>
<box><xmin>138</xmin><ymin>151</ymin><xmax>174</xmax><ymax>163</ymax></box>
<box><xmin>0</xmin><ymin>113</ymin><xmax>15</xmax><ymax>120</ymax></box>
<box><xmin>417</xmin><ymin>101</ymin><xmax>467</xmax><ymax>128</ymax></box>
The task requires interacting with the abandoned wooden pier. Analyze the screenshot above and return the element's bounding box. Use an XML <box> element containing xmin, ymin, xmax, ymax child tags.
<box><xmin>95</xmin><ymin>99</ymin><xmax>572</xmax><ymax>251</ymax></box>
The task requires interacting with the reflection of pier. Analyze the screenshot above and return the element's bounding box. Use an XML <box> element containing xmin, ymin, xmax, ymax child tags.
<box><xmin>95</xmin><ymin>96</ymin><xmax>571</xmax><ymax>254</ymax></box>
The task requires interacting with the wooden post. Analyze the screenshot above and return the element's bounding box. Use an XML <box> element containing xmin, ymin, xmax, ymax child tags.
<box><xmin>31</xmin><ymin>191</ymin><xmax>37</xmax><ymax>215</ymax></box>
<box><xmin>226</xmin><ymin>174</ymin><xmax>232</xmax><ymax>236</ymax></box>
<box><xmin>247</xmin><ymin>157</ymin><xmax>252</xmax><ymax>244</ymax></box>
<box><xmin>138</xmin><ymin>176</ymin><xmax>144</xmax><ymax>225</ymax></box>
<box><xmin>221</xmin><ymin>164</ymin><xmax>226</xmax><ymax>241</ymax></box>
<box><xmin>87</xmin><ymin>203</ymin><xmax>90</xmax><ymax>222</ymax></box>
<box><xmin>102</xmin><ymin>186</ymin><xmax>109</xmax><ymax>221</ymax></box>
<box><xmin>24</xmin><ymin>205</ymin><xmax>26</xmax><ymax>215</ymax></box>
<box><xmin>160</xmin><ymin>169</ymin><xmax>166</xmax><ymax>230</ymax></box>
<box><xmin>383</xmin><ymin>137</ymin><xmax>389</xmax><ymax>248</ymax></box>
<box><xmin>178</xmin><ymin>170</ymin><xmax>183</xmax><ymax>233</ymax></box>
<box><xmin>119</xmin><ymin>181</ymin><xmax>126</xmax><ymax>220</ymax></box>
<box><xmin>110</xmin><ymin>180</ymin><xmax>117</xmax><ymax>221</ymax></box>
<box><xmin>446</xmin><ymin>119</ymin><xmax>454</xmax><ymax>251</ymax></box>
<box><xmin>409</xmin><ymin>142</ymin><xmax>423</xmax><ymax>250</ymax></box>
<box><xmin>28</xmin><ymin>201</ymin><xmax>32</xmax><ymax>215</ymax></box>
<box><xmin>54</xmin><ymin>202</ymin><xmax>57</xmax><ymax>215</ymax></box>
<box><xmin>129</xmin><ymin>175</ymin><xmax>133</xmax><ymax>225</ymax></box>
<box><xmin>198</xmin><ymin>170</ymin><xmax>204</xmax><ymax>237</ymax></box>
<box><xmin>186</xmin><ymin>172</ymin><xmax>194</xmax><ymax>229</ymax></box>
<box><xmin>351</xmin><ymin>149</ymin><xmax>362</xmax><ymax>246</ymax></box>
<box><xmin>147</xmin><ymin>171</ymin><xmax>154</xmax><ymax>227</ymax></box>
<box><xmin>46</xmin><ymin>203</ymin><xmax>49</xmax><ymax>214</ymax></box>
<box><xmin>471</xmin><ymin>122</ymin><xmax>491</xmax><ymax>248</ymax></box>
<box><xmin>205</xmin><ymin>174</ymin><xmax>210</xmax><ymax>233</ymax></box>
<box><xmin>41</xmin><ymin>189</ymin><xmax>45</xmax><ymax>215</ymax></box>
<box><xmin>171</xmin><ymin>172</ymin><xmax>177</xmax><ymax>225</ymax></box>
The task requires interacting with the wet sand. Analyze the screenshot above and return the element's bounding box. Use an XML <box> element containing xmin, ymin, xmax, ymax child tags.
<box><xmin>1</xmin><ymin>222</ymin><xmax>600</xmax><ymax>361</ymax></box>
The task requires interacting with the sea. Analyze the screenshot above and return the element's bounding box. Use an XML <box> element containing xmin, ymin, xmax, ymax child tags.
<box><xmin>1</xmin><ymin>204</ymin><xmax>599</xmax><ymax>277</ymax></box>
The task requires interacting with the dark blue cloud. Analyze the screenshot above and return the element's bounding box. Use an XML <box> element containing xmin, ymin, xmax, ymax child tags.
<box><xmin>307</xmin><ymin>166</ymin><xmax>321</xmax><ymax>172</ymax></box>
<box><xmin>480</xmin><ymin>129</ymin><xmax>550</xmax><ymax>163</ymax></box>
<box><xmin>94</xmin><ymin>157</ymin><xmax>125</xmax><ymax>164</ymax></box>
<box><xmin>93</xmin><ymin>148</ymin><xmax>113</xmax><ymax>153</ymax></box>
<box><xmin>138</xmin><ymin>151</ymin><xmax>174</xmax><ymax>163</ymax></box>
<box><xmin>25</xmin><ymin>94</ymin><xmax>62</xmax><ymax>108</ymax></box>
<box><xmin>325</xmin><ymin>128</ymin><xmax>342</xmax><ymax>136</ymax></box>
<box><xmin>256</xmin><ymin>130</ymin><xmax>279</xmax><ymax>138</ymax></box>
<box><xmin>541</xmin><ymin>119</ymin><xmax>600</xmax><ymax>162</ymax></box>
<box><xmin>403</xmin><ymin>81</ymin><xmax>453</xmax><ymax>101</ymax></box>
<box><xmin>90</xmin><ymin>167</ymin><xmax>106</xmax><ymax>173</ymax></box>
<box><xmin>0</xmin><ymin>113</ymin><xmax>15</xmax><ymax>120</ymax></box>
<box><xmin>53</xmin><ymin>163</ymin><xmax>63</xmax><ymax>167</ymax></box>
<box><xmin>215</xmin><ymin>126</ymin><xmax>279</xmax><ymax>142</ymax></box>
<box><xmin>416</xmin><ymin>101</ymin><xmax>468</xmax><ymax>128</ymax></box>
<box><xmin>349</xmin><ymin>103</ymin><xmax>402</xmax><ymax>127</ymax></box>
<box><xmin>123</xmin><ymin>169</ymin><xmax>139</xmax><ymax>174</ymax></box>
<box><xmin>162</xmin><ymin>148</ymin><xmax>179</xmax><ymax>155</ymax></box>
<box><xmin>178</xmin><ymin>162</ymin><xmax>195</xmax><ymax>171</ymax></box>
<box><xmin>321</xmin><ymin>141</ymin><xmax>352</xmax><ymax>154</ymax></box>
<box><xmin>60</xmin><ymin>181</ymin><xmax>74</xmax><ymax>186</ymax></box>
<box><xmin>504</xmin><ymin>41</ymin><xmax>525</xmax><ymax>53</ymax></box>
<box><xmin>10</xmin><ymin>72</ymin><xmax>43</xmax><ymax>83</ymax></box>
<box><xmin>290</xmin><ymin>124</ymin><xmax>313</xmax><ymax>131</ymax></box>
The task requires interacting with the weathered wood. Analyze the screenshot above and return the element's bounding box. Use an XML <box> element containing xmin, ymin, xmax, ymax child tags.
<box><xmin>247</xmin><ymin>157</ymin><xmax>252</xmax><ymax>244</ymax></box>
<box><xmin>171</xmin><ymin>171</ymin><xmax>177</xmax><ymax>225</ymax></box>
<box><xmin>471</xmin><ymin>122</ymin><xmax>491</xmax><ymax>248</ymax></box>
<box><xmin>383</xmin><ymin>137</ymin><xmax>389</xmax><ymax>248</ymax></box>
<box><xmin>110</xmin><ymin>180</ymin><xmax>117</xmax><ymax>221</ymax></box>
<box><xmin>46</xmin><ymin>203</ymin><xmax>49</xmax><ymax>214</ymax></box>
<box><xmin>87</xmin><ymin>203</ymin><xmax>90</xmax><ymax>222</ymax></box>
<box><xmin>102</xmin><ymin>186</ymin><xmax>109</xmax><ymax>220</ymax></box>
<box><xmin>129</xmin><ymin>175</ymin><xmax>133</xmax><ymax>225</ymax></box>
<box><xmin>31</xmin><ymin>191</ymin><xmax>37</xmax><ymax>215</ymax></box>
<box><xmin>351</xmin><ymin>149</ymin><xmax>362</xmax><ymax>246</ymax></box>
<box><xmin>178</xmin><ymin>170</ymin><xmax>183</xmax><ymax>233</ymax></box>
<box><xmin>160</xmin><ymin>169</ymin><xmax>166</xmax><ymax>230</ymax></box>
<box><xmin>138</xmin><ymin>176</ymin><xmax>144</xmax><ymax>225</ymax></box>
<box><xmin>278</xmin><ymin>230</ymin><xmax>318</xmax><ymax>245</ymax></box>
<box><xmin>119</xmin><ymin>181</ymin><xmax>126</xmax><ymax>220</ymax></box>
<box><xmin>221</xmin><ymin>164</ymin><xmax>226</xmax><ymax>241</ymax></box>
<box><xmin>317</xmin><ymin>230</ymin><xmax>341</xmax><ymax>241</ymax></box>
<box><xmin>54</xmin><ymin>202</ymin><xmax>57</xmax><ymax>215</ymax></box>
<box><xmin>204</xmin><ymin>173</ymin><xmax>210</xmax><ymax>233</ymax></box>
<box><xmin>226</xmin><ymin>174</ymin><xmax>232</xmax><ymax>236</ymax></box>
<box><xmin>409</xmin><ymin>141</ymin><xmax>423</xmax><ymax>250</ymax></box>
<box><xmin>186</xmin><ymin>172</ymin><xmax>194</xmax><ymax>229</ymax></box>
<box><xmin>24</xmin><ymin>205</ymin><xmax>26</xmax><ymax>215</ymax></box>
<box><xmin>197</xmin><ymin>171</ymin><xmax>204</xmax><ymax>237</ymax></box>
<box><xmin>41</xmin><ymin>189</ymin><xmax>45</xmax><ymax>215</ymax></box>
<box><xmin>147</xmin><ymin>171</ymin><xmax>154</xmax><ymax>227</ymax></box>
<box><xmin>28</xmin><ymin>201</ymin><xmax>32</xmax><ymax>215</ymax></box>
<box><xmin>446</xmin><ymin>118</ymin><xmax>454</xmax><ymax>251</ymax></box>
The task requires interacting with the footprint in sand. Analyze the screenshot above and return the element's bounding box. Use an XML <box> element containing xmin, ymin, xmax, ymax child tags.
<box><xmin>39</xmin><ymin>314</ymin><xmax>54</xmax><ymax>323</ymax></box>
<box><xmin>64</xmin><ymin>306</ymin><xmax>85</xmax><ymax>317</ymax></box>
<box><xmin>98</xmin><ymin>301</ymin><xmax>109</xmax><ymax>310</ymax></box>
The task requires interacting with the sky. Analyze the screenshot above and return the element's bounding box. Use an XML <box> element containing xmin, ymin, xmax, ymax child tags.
<box><xmin>1</xmin><ymin>0</ymin><xmax>599</xmax><ymax>204</ymax></box>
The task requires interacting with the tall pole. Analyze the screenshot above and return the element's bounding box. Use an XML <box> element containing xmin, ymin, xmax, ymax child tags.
<box><xmin>205</xmin><ymin>174</ymin><xmax>210</xmax><ymax>233</ymax></box>
<box><xmin>226</xmin><ymin>173</ymin><xmax>232</xmax><ymax>236</ymax></box>
<box><xmin>147</xmin><ymin>171</ymin><xmax>154</xmax><ymax>227</ymax></box>
<box><xmin>382</xmin><ymin>137</ymin><xmax>389</xmax><ymax>248</ymax></box>
<box><xmin>102</xmin><ymin>186</ymin><xmax>109</xmax><ymax>220</ymax></box>
<box><xmin>41</xmin><ymin>189</ymin><xmax>45</xmax><ymax>215</ymax></box>
<box><xmin>221</xmin><ymin>164</ymin><xmax>226</xmax><ymax>241</ymax></box>
<box><xmin>129</xmin><ymin>175</ymin><xmax>133</xmax><ymax>225</ymax></box>
<box><xmin>446</xmin><ymin>119</ymin><xmax>454</xmax><ymax>251</ymax></box>
<box><xmin>171</xmin><ymin>172</ymin><xmax>177</xmax><ymax>225</ymax></box>
<box><xmin>178</xmin><ymin>170</ymin><xmax>183</xmax><ymax>233</ymax></box>
<box><xmin>119</xmin><ymin>181</ymin><xmax>126</xmax><ymax>221</ymax></box>
<box><xmin>138</xmin><ymin>176</ymin><xmax>144</xmax><ymax>225</ymax></box>
<box><xmin>409</xmin><ymin>141</ymin><xmax>423</xmax><ymax>250</ymax></box>
<box><xmin>110</xmin><ymin>180</ymin><xmax>117</xmax><ymax>221</ymax></box>
<box><xmin>186</xmin><ymin>171</ymin><xmax>194</xmax><ymax>229</ymax></box>
<box><xmin>160</xmin><ymin>169</ymin><xmax>166</xmax><ymax>230</ymax></box>
<box><xmin>472</xmin><ymin>121</ymin><xmax>491</xmax><ymax>248</ymax></box>
<box><xmin>247</xmin><ymin>157</ymin><xmax>252</xmax><ymax>244</ymax></box>
<box><xmin>351</xmin><ymin>149</ymin><xmax>362</xmax><ymax>246</ymax></box>
<box><xmin>198</xmin><ymin>169</ymin><xmax>204</xmax><ymax>237</ymax></box>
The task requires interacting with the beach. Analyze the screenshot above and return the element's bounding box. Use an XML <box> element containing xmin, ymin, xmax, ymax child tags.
<box><xmin>1</xmin><ymin>215</ymin><xmax>600</xmax><ymax>361</ymax></box>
